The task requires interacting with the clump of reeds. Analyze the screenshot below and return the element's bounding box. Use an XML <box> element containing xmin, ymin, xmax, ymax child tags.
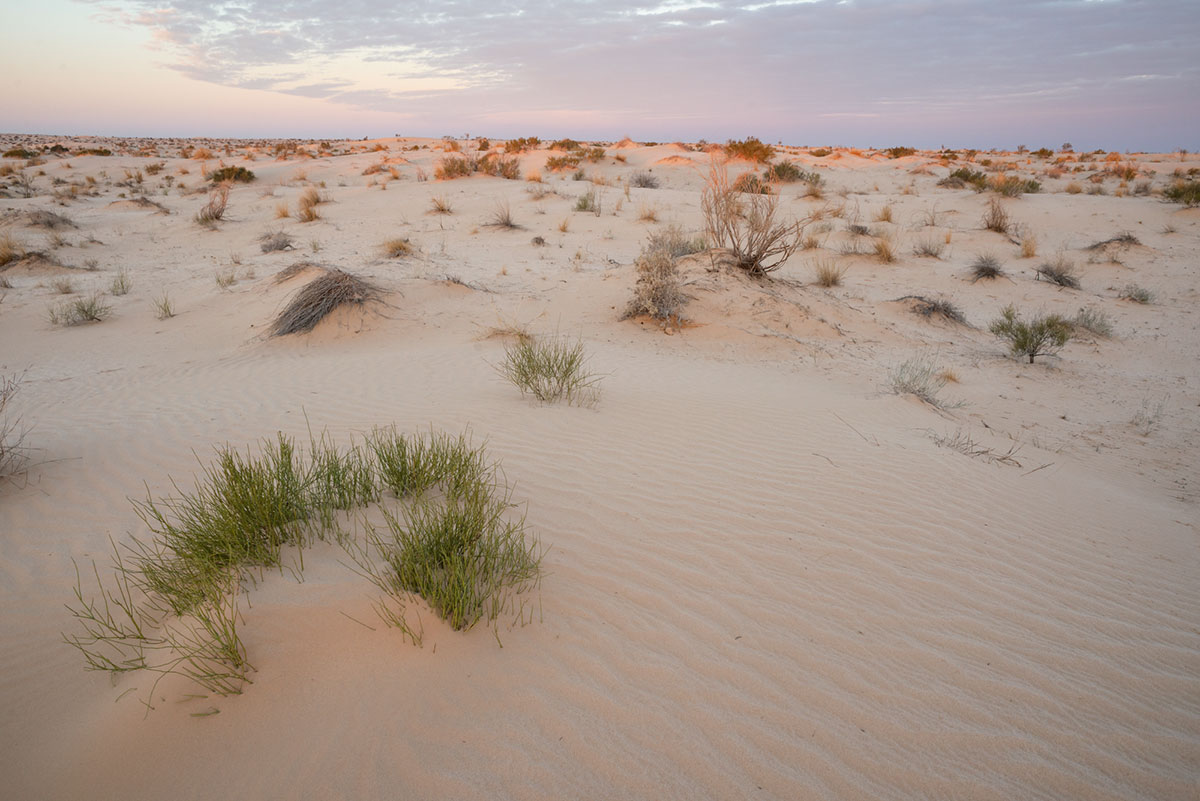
<box><xmin>498</xmin><ymin>336</ymin><xmax>601</xmax><ymax>405</ymax></box>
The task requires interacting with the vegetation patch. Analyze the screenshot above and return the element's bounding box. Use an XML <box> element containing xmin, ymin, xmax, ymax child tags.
<box><xmin>208</xmin><ymin>166</ymin><xmax>255</xmax><ymax>184</ymax></box>
<box><xmin>269</xmin><ymin>269</ymin><xmax>381</xmax><ymax>336</ymax></box>
<box><xmin>498</xmin><ymin>336</ymin><xmax>601</xmax><ymax>405</ymax></box>
<box><xmin>989</xmin><ymin>305</ymin><xmax>1072</xmax><ymax>363</ymax></box>
<box><xmin>65</xmin><ymin>428</ymin><xmax>542</xmax><ymax>705</ymax></box>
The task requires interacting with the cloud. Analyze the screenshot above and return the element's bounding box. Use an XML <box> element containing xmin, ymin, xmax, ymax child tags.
<box><xmin>73</xmin><ymin>0</ymin><xmax>1199</xmax><ymax>146</ymax></box>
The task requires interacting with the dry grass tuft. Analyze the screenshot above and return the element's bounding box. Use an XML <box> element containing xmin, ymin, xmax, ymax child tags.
<box><xmin>429</xmin><ymin>194</ymin><xmax>453</xmax><ymax>215</ymax></box>
<box><xmin>1035</xmin><ymin>255</ymin><xmax>1080</xmax><ymax>289</ymax></box>
<box><xmin>270</xmin><ymin>269</ymin><xmax>381</xmax><ymax>336</ymax></box>
<box><xmin>981</xmin><ymin>197</ymin><xmax>1010</xmax><ymax>234</ymax></box>
<box><xmin>969</xmin><ymin>254</ymin><xmax>1005</xmax><ymax>282</ymax></box>
<box><xmin>382</xmin><ymin>237</ymin><xmax>414</xmax><ymax>258</ymax></box>
<box><xmin>194</xmin><ymin>184</ymin><xmax>229</xmax><ymax>227</ymax></box>
<box><xmin>295</xmin><ymin>186</ymin><xmax>323</xmax><ymax>222</ymax></box>
<box><xmin>259</xmin><ymin>230</ymin><xmax>295</xmax><ymax>253</ymax></box>
<box><xmin>813</xmin><ymin>258</ymin><xmax>846</xmax><ymax>287</ymax></box>
<box><xmin>900</xmin><ymin>295</ymin><xmax>967</xmax><ymax>325</ymax></box>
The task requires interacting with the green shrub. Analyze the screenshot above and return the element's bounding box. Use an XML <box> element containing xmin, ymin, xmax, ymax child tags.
<box><xmin>504</xmin><ymin>136</ymin><xmax>540</xmax><ymax>153</ymax></box>
<box><xmin>885</xmin><ymin>146</ymin><xmax>916</xmax><ymax>159</ymax></box>
<box><xmin>724</xmin><ymin>137</ymin><xmax>775</xmax><ymax>164</ymax></box>
<box><xmin>549</xmin><ymin>138</ymin><xmax>581</xmax><ymax>151</ymax></box>
<box><xmin>1163</xmin><ymin>180</ymin><xmax>1200</xmax><ymax>206</ymax></box>
<box><xmin>545</xmin><ymin>154</ymin><xmax>582</xmax><ymax>171</ymax></box>
<box><xmin>498</xmin><ymin>336</ymin><xmax>601</xmax><ymax>405</ymax></box>
<box><xmin>989</xmin><ymin>305</ymin><xmax>1072</xmax><ymax>363</ymax></box>
<box><xmin>208</xmin><ymin>166</ymin><xmax>255</xmax><ymax>183</ymax></box>
<box><xmin>938</xmin><ymin>167</ymin><xmax>987</xmax><ymax>191</ymax></box>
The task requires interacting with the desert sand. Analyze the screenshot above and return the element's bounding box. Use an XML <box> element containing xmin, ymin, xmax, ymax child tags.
<box><xmin>1</xmin><ymin>136</ymin><xmax>1197</xmax><ymax>800</ymax></box>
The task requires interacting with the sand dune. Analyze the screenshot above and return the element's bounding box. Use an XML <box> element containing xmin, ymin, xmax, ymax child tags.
<box><xmin>1</xmin><ymin>137</ymin><xmax>1197</xmax><ymax>799</ymax></box>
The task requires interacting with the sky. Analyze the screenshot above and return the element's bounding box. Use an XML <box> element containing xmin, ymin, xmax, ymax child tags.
<box><xmin>3</xmin><ymin>0</ymin><xmax>1197</xmax><ymax>150</ymax></box>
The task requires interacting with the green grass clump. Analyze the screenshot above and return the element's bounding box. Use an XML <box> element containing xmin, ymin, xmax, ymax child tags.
<box><xmin>1071</xmin><ymin>306</ymin><xmax>1113</xmax><ymax>338</ymax></box>
<box><xmin>208</xmin><ymin>166</ymin><xmax>255</xmax><ymax>183</ymax></box>
<box><xmin>1162</xmin><ymin>179</ymin><xmax>1200</xmax><ymax>206</ymax></box>
<box><xmin>764</xmin><ymin>162</ymin><xmax>820</xmax><ymax>184</ymax></box>
<box><xmin>885</xmin><ymin>146</ymin><xmax>916</xmax><ymax>159</ymax></box>
<box><xmin>989</xmin><ymin>305</ymin><xmax>1072</xmax><ymax>363</ymax></box>
<box><xmin>938</xmin><ymin>167</ymin><xmax>987</xmax><ymax>191</ymax></box>
<box><xmin>49</xmin><ymin>292</ymin><xmax>111</xmax><ymax>326</ymax></box>
<box><xmin>65</xmin><ymin>427</ymin><xmax>543</xmax><ymax>705</ymax></box>
<box><xmin>499</xmin><ymin>336</ymin><xmax>601</xmax><ymax>405</ymax></box>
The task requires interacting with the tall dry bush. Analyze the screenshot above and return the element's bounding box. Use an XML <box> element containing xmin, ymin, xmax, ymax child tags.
<box><xmin>701</xmin><ymin>158</ymin><xmax>808</xmax><ymax>276</ymax></box>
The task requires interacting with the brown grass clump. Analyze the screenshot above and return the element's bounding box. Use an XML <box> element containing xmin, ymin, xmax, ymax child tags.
<box><xmin>296</xmin><ymin>186</ymin><xmax>322</xmax><ymax>222</ymax></box>
<box><xmin>873</xmin><ymin>237</ymin><xmax>897</xmax><ymax>263</ymax></box>
<box><xmin>813</xmin><ymin>258</ymin><xmax>846</xmax><ymax>287</ymax></box>
<box><xmin>275</xmin><ymin>201</ymin><xmax>290</xmax><ymax>219</ymax></box>
<box><xmin>194</xmin><ymin>184</ymin><xmax>230</xmax><ymax>227</ymax></box>
<box><xmin>429</xmin><ymin>194</ymin><xmax>453</xmax><ymax>214</ymax></box>
<box><xmin>899</xmin><ymin>295</ymin><xmax>968</xmax><ymax>325</ymax></box>
<box><xmin>981</xmin><ymin>197</ymin><xmax>1009</xmax><ymax>234</ymax></box>
<box><xmin>382</xmin><ymin>237</ymin><xmax>414</xmax><ymax>258</ymax></box>
<box><xmin>0</xmin><ymin>232</ymin><xmax>26</xmax><ymax>267</ymax></box>
<box><xmin>269</xmin><ymin>269</ymin><xmax>380</xmax><ymax>336</ymax></box>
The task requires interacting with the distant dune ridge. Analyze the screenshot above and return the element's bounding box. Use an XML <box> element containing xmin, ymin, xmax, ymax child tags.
<box><xmin>1</xmin><ymin>133</ymin><xmax>1198</xmax><ymax>800</ymax></box>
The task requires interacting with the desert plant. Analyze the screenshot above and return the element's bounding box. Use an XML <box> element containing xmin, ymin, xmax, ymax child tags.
<box><xmin>258</xmin><ymin>229</ymin><xmax>294</xmax><ymax>253</ymax></box>
<box><xmin>215</xmin><ymin>268</ymin><xmax>238</xmax><ymax>289</ymax></box>
<box><xmin>813</xmin><ymin>258</ymin><xmax>846</xmax><ymax>287</ymax></box>
<box><xmin>981</xmin><ymin>197</ymin><xmax>1010</xmax><ymax>234</ymax></box>
<box><xmin>154</xmin><ymin>293</ymin><xmax>175</xmax><ymax>320</ymax></box>
<box><xmin>969</xmin><ymin>254</ymin><xmax>1005</xmax><ymax>282</ymax></box>
<box><xmin>873</xmin><ymin>236</ymin><xmax>897</xmax><ymax>263</ymax></box>
<box><xmin>637</xmin><ymin>203</ymin><xmax>659</xmax><ymax>223</ymax></box>
<box><xmin>1070</xmin><ymin>306</ymin><xmax>1113</xmax><ymax>338</ymax></box>
<box><xmin>194</xmin><ymin>184</ymin><xmax>229</xmax><ymax>227</ymax></box>
<box><xmin>1019</xmin><ymin>233</ymin><xmax>1038</xmax><ymax>258</ymax></box>
<box><xmin>889</xmin><ymin>354</ymin><xmax>950</xmax><ymax>406</ymax></box>
<box><xmin>913</xmin><ymin>237</ymin><xmax>945</xmax><ymax>258</ymax></box>
<box><xmin>1162</xmin><ymin>179</ymin><xmax>1200</xmax><ymax>207</ymax></box>
<box><xmin>49</xmin><ymin>292</ymin><xmax>111</xmax><ymax>326</ymax></box>
<box><xmin>0</xmin><ymin>232</ymin><xmax>26</xmax><ymax>266</ymax></box>
<box><xmin>1035</xmin><ymin>255</ymin><xmax>1080</xmax><ymax>288</ymax></box>
<box><xmin>498</xmin><ymin>336</ymin><xmax>601</xmax><ymax>405</ymax></box>
<box><xmin>724</xmin><ymin>137</ymin><xmax>775</xmax><ymax>163</ymax></box>
<box><xmin>623</xmin><ymin>246</ymin><xmax>686</xmax><ymax>324</ymax></box>
<box><xmin>575</xmin><ymin>188</ymin><xmax>601</xmax><ymax>214</ymax></box>
<box><xmin>901</xmin><ymin>295</ymin><xmax>967</xmax><ymax>325</ymax></box>
<box><xmin>26</xmin><ymin>209</ymin><xmax>76</xmax><ymax>229</ymax></box>
<box><xmin>629</xmin><ymin>171</ymin><xmax>660</xmax><ymax>189</ymax></box>
<box><xmin>109</xmin><ymin>269</ymin><xmax>132</xmax><ymax>296</ymax></box>
<box><xmin>938</xmin><ymin>167</ymin><xmax>987</xmax><ymax>191</ymax></box>
<box><xmin>989</xmin><ymin>305</ymin><xmax>1072</xmax><ymax>363</ymax></box>
<box><xmin>1118</xmin><ymin>284</ymin><xmax>1154</xmax><ymax>303</ymax></box>
<box><xmin>701</xmin><ymin>159</ymin><xmax>806</xmax><ymax>276</ymax></box>
<box><xmin>0</xmin><ymin>371</ymin><xmax>29</xmax><ymax>478</ymax></box>
<box><xmin>429</xmin><ymin>194</ymin><xmax>453</xmax><ymax>214</ymax></box>
<box><xmin>208</xmin><ymin>166</ymin><xmax>255</xmax><ymax>184</ymax></box>
<box><xmin>269</xmin><ymin>269</ymin><xmax>380</xmax><ymax>336</ymax></box>
<box><xmin>51</xmin><ymin>277</ymin><xmax>76</xmax><ymax>294</ymax></box>
<box><xmin>435</xmin><ymin>155</ymin><xmax>475</xmax><ymax>180</ymax></box>
<box><xmin>486</xmin><ymin>201</ymin><xmax>521</xmax><ymax>229</ymax></box>
<box><xmin>382</xmin><ymin>237</ymin><xmax>414</xmax><ymax>258</ymax></box>
<box><xmin>645</xmin><ymin>224</ymin><xmax>706</xmax><ymax>258</ymax></box>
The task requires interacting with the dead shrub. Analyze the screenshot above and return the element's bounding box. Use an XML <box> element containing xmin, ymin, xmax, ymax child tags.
<box><xmin>701</xmin><ymin>159</ymin><xmax>807</xmax><ymax>276</ymax></box>
<box><xmin>269</xmin><ymin>269</ymin><xmax>380</xmax><ymax>336</ymax></box>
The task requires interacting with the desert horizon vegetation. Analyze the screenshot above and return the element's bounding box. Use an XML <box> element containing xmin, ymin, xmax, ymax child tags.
<box><xmin>2</xmin><ymin>130</ymin><xmax>1197</xmax><ymax>799</ymax></box>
